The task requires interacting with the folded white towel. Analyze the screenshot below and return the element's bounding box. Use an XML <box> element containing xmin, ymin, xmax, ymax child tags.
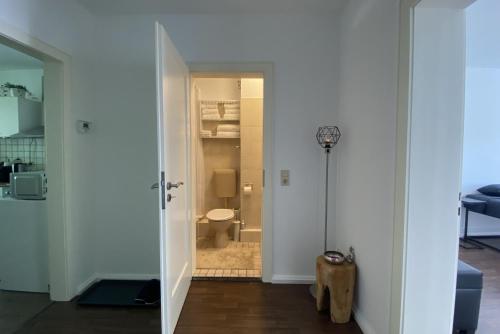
<box><xmin>224</xmin><ymin>108</ymin><xmax>240</xmax><ymax>113</ymax></box>
<box><xmin>202</xmin><ymin>115</ymin><xmax>221</xmax><ymax>120</ymax></box>
<box><xmin>217</xmin><ymin>131</ymin><xmax>240</xmax><ymax>138</ymax></box>
<box><xmin>221</xmin><ymin>115</ymin><xmax>240</xmax><ymax>120</ymax></box>
<box><xmin>217</xmin><ymin>130</ymin><xmax>240</xmax><ymax>134</ymax></box>
<box><xmin>202</xmin><ymin>108</ymin><xmax>219</xmax><ymax>114</ymax></box>
<box><xmin>217</xmin><ymin>124</ymin><xmax>240</xmax><ymax>131</ymax></box>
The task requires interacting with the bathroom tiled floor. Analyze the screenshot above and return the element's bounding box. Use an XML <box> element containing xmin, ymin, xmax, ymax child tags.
<box><xmin>195</xmin><ymin>240</ymin><xmax>261</xmax><ymax>279</ymax></box>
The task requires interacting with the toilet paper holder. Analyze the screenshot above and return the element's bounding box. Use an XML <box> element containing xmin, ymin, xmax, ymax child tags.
<box><xmin>243</xmin><ymin>183</ymin><xmax>253</xmax><ymax>195</ymax></box>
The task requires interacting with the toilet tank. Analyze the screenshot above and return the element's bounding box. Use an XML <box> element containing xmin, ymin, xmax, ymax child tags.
<box><xmin>213</xmin><ymin>169</ymin><xmax>236</xmax><ymax>198</ymax></box>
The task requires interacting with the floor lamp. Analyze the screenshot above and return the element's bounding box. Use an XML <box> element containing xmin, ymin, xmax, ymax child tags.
<box><xmin>310</xmin><ymin>125</ymin><xmax>341</xmax><ymax>298</ymax></box>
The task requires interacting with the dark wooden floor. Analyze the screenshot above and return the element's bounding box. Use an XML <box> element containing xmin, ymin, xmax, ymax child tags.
<box><xmin>15</xmin><ymin>281</ymin><xmax>362</xmax><ymax>334</ymax></box>
<box><xmin>15</xmin><ymin>302</ymin><xmax>161</xmax><ymax>334</ymax></box>
<box><xmin>175</xmin><ymin>281</ymin><xmax>363</xmax><ymax>334</ymax></box>
<box><xmin>460</xmin><ymin>246</ymin><xmax>500</xmax><ymax>334</ymax></box>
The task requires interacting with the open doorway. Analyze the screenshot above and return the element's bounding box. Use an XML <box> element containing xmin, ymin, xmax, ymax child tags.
<box><xmin>457</xmin><ymin>0</ymin><xmax>500</xmax><ymax>333</ymax></box>
<box><xmin>393</xmin><ymin>0</ymin><xmax>500</xmax><ymax>333</ymax></box>
<box><xmin>190</xmin><ymin>75</ymin><xmax>264</xmax><ymax>280</ymax></box>
<box><xmin>0</xmin><ymin>42</ymin><xmax>50</xmax><ymax>333</ymax></box>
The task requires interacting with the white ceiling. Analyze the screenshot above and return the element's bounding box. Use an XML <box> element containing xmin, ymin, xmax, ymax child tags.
<box><xmin>76</xmin><ymin>0</ymin><xmax>346</xmax><ymax>15</ymax></box>
<box><xmin>0</xmin><ymin>44</ymin><xmax>43</xmax><ymax>71</ymax></box>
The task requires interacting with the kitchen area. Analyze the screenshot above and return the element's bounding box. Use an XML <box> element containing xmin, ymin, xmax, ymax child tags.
<box><xmin>0</xmin><ymin>44</ymin><xmax>50</xmax><ymax>333</ymax></box>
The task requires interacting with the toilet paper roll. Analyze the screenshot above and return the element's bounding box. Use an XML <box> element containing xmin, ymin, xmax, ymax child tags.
<box><xmin>243</xmin><ymin>185</ymin><xmax>253</xmax><ymax>195</ymax></box>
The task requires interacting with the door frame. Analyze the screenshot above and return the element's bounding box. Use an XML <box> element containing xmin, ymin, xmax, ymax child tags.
<box><xmin>0</xmin><ymin>20</ymin><xmax>72</xmax><ymax>300</ymax></box>
<box><xmin>391</xmin><ymin>0</ymin><xmax>475</xmax><ymax>332</ymax></box>
<box><xmin>188</xmin><ymin>63</ymin><xmax>274</xmax><ymax>282</ymax></box>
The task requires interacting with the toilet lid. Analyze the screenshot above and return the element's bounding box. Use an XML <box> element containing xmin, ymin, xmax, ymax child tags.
<box><xmin>207</xmin><ymin>209</ymin><xmax>234</xmax><ymax>221</ymax></box>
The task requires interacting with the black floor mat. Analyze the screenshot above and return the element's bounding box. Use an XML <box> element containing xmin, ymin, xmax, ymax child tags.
<box><xmin>77</xmin><ymin>280</ymin><xmax>160</xmax><ymax>307</ymax></box>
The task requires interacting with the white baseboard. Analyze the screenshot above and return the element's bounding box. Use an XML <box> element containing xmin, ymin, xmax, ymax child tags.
<box><xmin>271</xmin><ymin>274</ymin><xmax>315</xmax><ymax>284</ymax></box>
<box><xmin>76</xmin><ymin>273</ymin><xmax>161</xmax><ymax>295</ymax></box>
<box><xmin>352</xmin><ymin>306</ymin><xmax>377</xmax><ymax>334</ymax></box>
<box><xmin>76</xmin><ymin>273</ymin><xmax>99</xmax><ymax>295</ymax></box>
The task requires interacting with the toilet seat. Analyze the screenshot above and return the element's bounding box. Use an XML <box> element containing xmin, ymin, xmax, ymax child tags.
<box><xmin>207</xmin><ymin>209</ymin><xmax>234</xmax><ymax>221</ymax></box>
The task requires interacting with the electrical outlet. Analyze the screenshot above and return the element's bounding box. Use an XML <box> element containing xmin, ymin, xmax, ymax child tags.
<box><xmin>281</xmin><ymin>170</ymin><xmax>290</xmax><ymax>186</ymax></box>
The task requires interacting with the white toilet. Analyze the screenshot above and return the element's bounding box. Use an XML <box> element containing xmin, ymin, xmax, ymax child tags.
<box><xmin>207</xmin><ymin>169</ymin><xmax>236</xmax><ymax>248</ymax></box>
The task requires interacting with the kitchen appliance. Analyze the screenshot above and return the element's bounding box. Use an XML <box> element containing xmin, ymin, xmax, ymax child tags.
<box><xmin>0</xmin><ymin>161</ymin><xmax>28</xmax><ymax>183</ymax></box>
<box><xmin>0</xmin><ymin>163</ymin><xmax>11</xmax><ymax>183</ymax></box>
<box><xmin>11</xmin><ymin>160</ymin><xmax>27</xmax><ymax>173</ymax></box>
<box><xmin>10</xmin><ymin>171</ymin><xmax>47</xmax><ymax>200</ymax></box>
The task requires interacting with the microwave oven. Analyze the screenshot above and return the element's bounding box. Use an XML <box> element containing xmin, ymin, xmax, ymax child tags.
<box><xmin>10</xmin><ymin>171</ymin><xmax>47</xmax><ymax>200</ymax></box>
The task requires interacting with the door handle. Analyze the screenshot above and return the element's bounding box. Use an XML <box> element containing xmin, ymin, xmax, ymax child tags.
<box><xmin>167</xmin><ymin>181</ymin><xmax>184</xmax><ymax>190</ymax></box>
<box><xmin>151</xmin><ymin>182</ymin><xmax>159</xmax><ymax>190</ymax></box>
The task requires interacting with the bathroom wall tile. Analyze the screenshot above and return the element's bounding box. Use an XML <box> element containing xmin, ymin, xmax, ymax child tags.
<box><xmin>242</xmin><ymin>197</ymin><xmax>262</xmax><ymax>229</ymax></box>
<box><xmin>241</xmin><ymin>167</ymin><xmax>263</xmax><ymax>229</ymax></box>
<box><xmin>241</xmin><ymin>169</ymin><xmax>263</xmax><ymax>197</ymax></box>
<box><xmin>241</xmin><ymin>230</ymin><xmax>262</xmax><ymax>243</ymax></box>
<box><xmin>223</xmin><ymin>269</ymin><xmax>231</xmax><ymax>277</ymax></box>
<box><xmin>238</xmin><ymin>270</ymin><xmax>247</xmax><ymax>277</ymax></box>
<box><xmin>202</xmin><ymin>139</ymin><xmax>241</xmax><ymax>212</ymax></box>
<box><xmin>230</xmin><ymin>269</ymin><xmax>239</xmax><ymax>277</ymax></box>
<box><xmin>240</xmin><ymin>127</ymin><xmax>263</xmax><ymax>170</ymax></box>
<box><xmin>241</xmin><ymin>98</ymin><xmax>263</xmax><ymax>127</ymax></box>
<box><xmin>215</xmin><ymin>269</ymin><xmax>223</xmax><ymax>277</ymax></box>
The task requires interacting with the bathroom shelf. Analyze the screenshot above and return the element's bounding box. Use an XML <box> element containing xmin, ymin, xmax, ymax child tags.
<box><xmin>199</xmin><ymin>99</ymin><xmax>241</xmax><ymax>139</ymax></box>
<box><xmin>201</xmin><ymin>117</ymin><xmax>240</xmax><ymax>122</ymax></box>
<box><xmin>200</xmin><ymin>99</ymin><xmax>240</xmax><ymax>105</ymax></box>
<box><xmin>201</xmin><ymin>134</ymin><xmax>240</xmax><ymax>139</ymax></box>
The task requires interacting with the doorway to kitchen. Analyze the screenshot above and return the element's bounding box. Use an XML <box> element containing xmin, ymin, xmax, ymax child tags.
<box><xmin>188</xmin><ymin>66</ymin><xmax>273</xmax><ymax>282</ymax></box>
<box><xmin>0</xmin><ymin>42</ymin><xmax>50</xmax><ymax>333</ymax></box>
<box><xmin>0</xmin><ymin>19</ymin><xmax>71</xmax><ymax>305</ymax></box>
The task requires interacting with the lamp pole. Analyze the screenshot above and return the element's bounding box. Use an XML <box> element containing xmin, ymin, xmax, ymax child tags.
<box><xmin>310</xmin><ymin>126</ymin><xmax>340</xmax><ymax>299</ymax></box>
<box><xmin>323</xmin><ymin>145</ymin><xmax>331</xmax><ymax>253</ymax></box>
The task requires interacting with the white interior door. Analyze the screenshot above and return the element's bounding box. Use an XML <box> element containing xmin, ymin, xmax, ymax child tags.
<box><xmin>155</xmin><ymin>22</ymin><xmax>191</xmax><ymax>334</ymax></box>
<box><xmin>402</xmin><ymin>7</ymin><xmax>466</xmax><ymax>334</ymax></box>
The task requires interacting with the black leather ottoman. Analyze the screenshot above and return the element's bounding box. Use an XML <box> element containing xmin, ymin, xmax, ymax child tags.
<box><xmin>454</xmin><ymin>260</ymin><xmax>483</xmax><ymax>334</ymax></box>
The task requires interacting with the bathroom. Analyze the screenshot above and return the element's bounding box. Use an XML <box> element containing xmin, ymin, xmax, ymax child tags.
<box><xmin>192</xmin><ymin>76</ymin><xmax>264</xmax><ymax>279</ymax></box>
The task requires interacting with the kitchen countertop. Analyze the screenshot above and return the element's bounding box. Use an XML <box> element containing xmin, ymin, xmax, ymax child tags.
<box><xmin>0</xmin><ymin>196</ymin><xmax>46</xmax><ymax>201</ymax></box>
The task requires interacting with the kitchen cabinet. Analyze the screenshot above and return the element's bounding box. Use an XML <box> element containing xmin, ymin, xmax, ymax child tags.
<box><xmin>0</xmin><ymin>198</ymin><xmax>48</xmax><ymax>293</ymax></box>
<box><xmin>0</xmin><ymin>97</ymin><xmax>43</xmax><ymax>138</ymax></box>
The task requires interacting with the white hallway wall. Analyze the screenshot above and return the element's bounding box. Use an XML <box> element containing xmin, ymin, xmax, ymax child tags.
<box><xmin>0</xmin><ymin>0</ymin><xmax>97</xmax><ymax>295</ymax></box>
<box><xmin>335</xmin><ymin>0</ymin><xmax>399</xmax><ymax>333</ymax></box>
<box><xmin>0</xmin><ymin>3</ymin><xmax>409</xmax><ymax>333</ymax></box>
<box><xmin>92</xmin><ymin>14</ymin><xmax>340</xmax><ymax>280</ymax></box>
<box><xmin>460</xmin><ymin>0</ymin><xmax>500</xmax><ymax>236</ymax></box>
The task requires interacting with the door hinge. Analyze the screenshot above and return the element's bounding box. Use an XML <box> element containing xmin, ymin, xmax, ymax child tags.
<box><xmin>161</xmin><ymin>171</ymin><xmax>166</xmax><ymax>210</ymax></box>
<box><xmin>458</xmin><ymin>207</ymin><xmax>461</xmax><ymax>216</ymax></box>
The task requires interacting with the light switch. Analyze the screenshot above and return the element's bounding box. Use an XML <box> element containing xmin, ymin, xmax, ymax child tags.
<box><xmin>281</xmin><ymin>170</ymin><xmax>290</xmax><ymax>186</ymax></box>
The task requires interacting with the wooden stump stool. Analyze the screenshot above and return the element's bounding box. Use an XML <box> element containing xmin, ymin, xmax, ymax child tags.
<box><xmin>316</xmin><ymin>256</ymin><xmax>356</xmax><ymax>323</ymax></box>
